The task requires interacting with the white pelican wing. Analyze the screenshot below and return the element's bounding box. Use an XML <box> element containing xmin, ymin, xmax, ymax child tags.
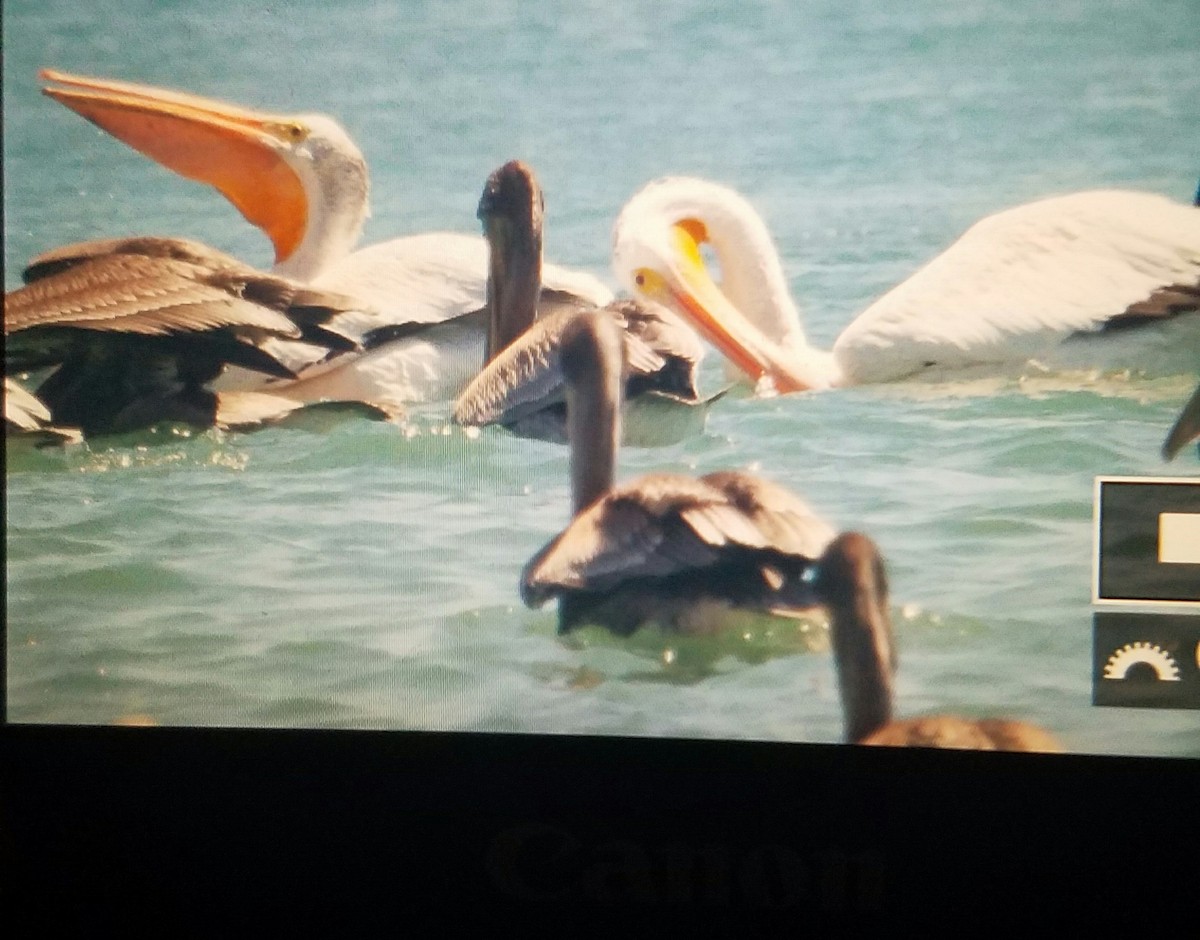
<box><xmin>218</xmin><ymin>234</ymin><xmax>614</xmax><ymax>402</ymax></box>
<box><xmin>310</xmin><ymin>233</ymin><xmax>491</xmax><ymax>338</ymax></box>
<box><xmin>5</xmin><ymin>377</ymin><xmax>54</xmax><ymax>430</ymax></box>
<box><xmin>312</xmin><ymin>231</ymin><xmax>613</xmax><ymax>342</ymax></box>
<box><xmin>834</xmin><ymin>190</ymin><xmax>1200</xmax><ymax>383</ymax></box>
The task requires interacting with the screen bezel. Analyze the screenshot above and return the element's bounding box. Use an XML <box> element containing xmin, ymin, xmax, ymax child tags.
<box><xmin>4</xmin><ymin>720</ymin><xmax>1198</xmax><ymax>925</ymax></box>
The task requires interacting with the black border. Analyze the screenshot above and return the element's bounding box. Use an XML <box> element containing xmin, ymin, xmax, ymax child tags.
<box><xmin>4</xmin><ymin>723</ymin><xmax>1198</xmax><ymax>929</ymax></box>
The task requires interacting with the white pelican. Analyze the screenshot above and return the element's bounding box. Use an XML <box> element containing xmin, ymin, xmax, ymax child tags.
<box><xmin>4</xmin><ymin>237</ymin><xmax>388</xmax><ymax>437</ymax></box>
<box><xmin>452</xmin><ymin>160</ymin><xmax>711</xmax><ymax>445</ymax></box>
<box><xmin>37</xmin><ymin>68</ymin><xmax>613</xmax><ymax>405</ymax></box>
<box><xmin>611</xmin><ymin>177</ymin><xmax>1200</xmax><ymax>392</ymax></box>
<box><xmin>1163</xmin><ymin>382</ymin><xmax>1200</xmax><ymax>460</ymax></box>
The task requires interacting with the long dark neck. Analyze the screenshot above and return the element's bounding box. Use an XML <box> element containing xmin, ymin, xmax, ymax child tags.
<box><xmin>817</xmin><ymin>532</ymin><xmax>895</xmax><ymax>743</ymax></box>
<box><xmin>484</xmin><ymin>216</ymin><xmax>543</xmax><ymax>363</ymax></box>
<box><xmin>562</xmin><ymin>313</ymin><xmax>624</xmax><ymax>514</ymax></box>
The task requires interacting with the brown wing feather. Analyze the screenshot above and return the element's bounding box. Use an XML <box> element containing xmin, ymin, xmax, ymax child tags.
<box><xmin>453</xmin><ymin>306</ymin><xmax>575</xmax><ymax>427</ymax></box>
<box><xmin>20</xmin><ymin>235</ymin><xmax>247</xmax><ymax>283</ymax></box>
<box><xmin>611</xmin><ymin>299</ymin><xmax>703</xmax><ymax>400</ymax></box>
<box><xmin>4</xmin><ymin>239</ymin><xmax>368</xmax><ymax>436</ymax></box>
<box><xmin>1102</xmin><ymin>280</ymin><xmax>1200</xmax><ymax>331</ymax></box>
<box><xmin>522</xmin><ymin>474</ymin><xmax>731</xmax><ymax>604</ymax></box>
<box><xmin>454</xmin><ymin>301</ymin><xmax>697</xmax><ymax>432</ymax></box>
<box><xmin>6</xmin><ymin>253</ymin><xmax>302</xmax><ymax>336</ymax></box>
<box><xmin>700</xmin><ymin>471</ymin><xmax>838</xmax><ymax>559</ymax></box>
<box><xmin>14</xmin><ymin>236</ymin><xmax>365</xmax><ymax>347</ymax></box>
<box><xmin>521</xmin><ymin>472</ymin><xmax>829</xmax><ymax>606</ymax></box>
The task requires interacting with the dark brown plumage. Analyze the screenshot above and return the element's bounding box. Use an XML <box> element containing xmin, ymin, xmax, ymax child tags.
<box><xmin>817</xmin><ymin>531</ymin><xmax>1062</xmax><ymax>751</ymax></box>
<box><xmin>1103</xmin><ymin>281</ymin><xmax>1200</xmax><ymax>331</ymax></box>
<box><xmin>522</xmin><ymin>310</ymin><xmax>1062</xmax><ymax>752</ymax></box>
<box><xmin>519</xmin><ymin>310</ymin><xmax>835</xmax><ymax>636</ymax></box>
<box><xmin>452</xmin><ymin>160</ymin><xmax>711</xmax><ymax>446</ymax></box>
<box><xmin>1163</xmin><ymin>381</ymin><xmax>1200</xmax><ymax>461</ymax></box>
<box><xmin>5</xmin><ymin>236</ymin><xmax>362</xmax><ymax>437</ymax></box>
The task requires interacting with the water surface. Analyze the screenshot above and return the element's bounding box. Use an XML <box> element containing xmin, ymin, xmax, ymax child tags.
<box><xmin>5</xmin><ymin>0</ymin><xmax>1199</xmax><ymax>756</ymax></box>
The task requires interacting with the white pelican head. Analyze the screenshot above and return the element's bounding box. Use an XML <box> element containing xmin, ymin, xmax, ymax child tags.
<box><xmin>611</xmin><ymin>176</ymin><xmax>836</xmax><ymax>392</ymax></box>
<box><xmin>40</xmin><ymin>68</ymin><xmax>370</xmax><ymax>281</ymax></box>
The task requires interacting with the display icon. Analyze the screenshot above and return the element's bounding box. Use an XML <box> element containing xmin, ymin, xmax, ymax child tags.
<box><xmin>1093</xmin><ymin>477</ymin><xmax>1200</xmax><ymax>605</ymax></box>
<box><xmin>1102</xmin><ymin>642</ymin><xmax>1182</xmax><ymax>681</ymax></box>
<box><xmin>1093</xmin><ymin>613</ymin><xmax>1200</xmax><ymax>709</ymax></box>
<box><xmin>1158</xmin><ymin>512</ymin><xmax>1200</xmax><ymax>564</ymax></box>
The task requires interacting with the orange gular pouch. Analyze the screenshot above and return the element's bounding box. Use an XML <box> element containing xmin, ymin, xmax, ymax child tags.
<box><xmin>48</xmin><ymin>92</ymin><xmax>308</xmax><ymax>264</ymax></box>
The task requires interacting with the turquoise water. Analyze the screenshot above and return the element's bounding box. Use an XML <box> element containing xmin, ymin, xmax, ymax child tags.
<box><xmin>4</xmin><ymin>0</ymin><xmax>1198</xmax><ymax>755</ymax></box>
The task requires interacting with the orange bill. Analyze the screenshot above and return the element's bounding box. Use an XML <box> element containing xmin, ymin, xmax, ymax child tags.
<box><xmin>661</xmin><ymin>221</ymin><xmax>815</xmax><ymax>394</ymax></box>
<box><xmin>41</xmin><ymin>68</ymin><xmax>309</xmax><ymax>264</ymax></box>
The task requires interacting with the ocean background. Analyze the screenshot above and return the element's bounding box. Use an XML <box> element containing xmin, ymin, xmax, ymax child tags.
<box><xmin>4</xmin><ymin>0</ymin><xmax>1198</xmax><ymax>756</ymax></box>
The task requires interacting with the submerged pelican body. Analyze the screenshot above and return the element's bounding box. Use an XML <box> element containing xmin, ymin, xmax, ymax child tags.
<box><xmin>38</xmin><ymin>69</ymin><xmax>613</xmax><ymax>407</ymax></box>
<box><xmin>611</xmin><ymin>177</ymin><xmax>1200</xmax><ymax>393</ymax></box>
<box><xmin>452</xmin><ymin>160</ymin><xmax>711</xmax><ymax>446</ymax></box>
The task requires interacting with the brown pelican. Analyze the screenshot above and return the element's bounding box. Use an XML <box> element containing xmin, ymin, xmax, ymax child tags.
<box><xmin>818</xmin><ymin>532</ymin><xmax>1062</xmax><ymax>752</ymax></box>
<box><xmin>452</xmin><ymin>160</ymin><xmax>710</xmax><ymax>445</ymax></box>
<box><xmin>522</xmin><ymin>310</ymin><xmax>1062</xmax><ymax>752</ymax></box>
<box><xmin>519</xmin><ymin>308</ymin><xmax>838</xmax><ymax>635</ymax></box>
<box><xmin>611</xmin><ymin>177</ymin><xmax>1200</xmax><ymax>393</ymax></box>
<box><xmin>4</xmin><ymin>237</ymin><xmax>387</xmax><ymax>437</ymax></box>
<box><xmin>1163</xmin><ymin>382</ymin><xmax>1200</xmax><ymax>460</ymax></box>
<box><xmin>38</xmin><ymin>69</ymin><xmax>613</xmax><ymax>405</ymax></box>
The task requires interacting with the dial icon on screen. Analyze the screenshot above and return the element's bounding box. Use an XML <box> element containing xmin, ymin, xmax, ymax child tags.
<box><xmin>1103</xmin><ymin>642</ymin><xmax>1182</xmax><ymax>682</ymax></box>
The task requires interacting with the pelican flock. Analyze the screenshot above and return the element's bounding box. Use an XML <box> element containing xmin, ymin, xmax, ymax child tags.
<box><xmin>14</xmin><ymin>63</ymin><xmax>1195</xmax><ymax>752</ymax></box>
<box><xmin>36</xmin><ymin>68</ymin><xmax>613</xmax><ymax>407</ymax></box>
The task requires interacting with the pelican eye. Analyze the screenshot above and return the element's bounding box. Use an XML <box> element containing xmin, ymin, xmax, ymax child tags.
<box><xmin>267</xmin><ymin>120</ymin><xmax>310</xmax><ymax>144</ymax></box>
<box><xmin>633</xmin><ymin>268</ymin><xmax>670</xmax><ymax>297</ymax></box>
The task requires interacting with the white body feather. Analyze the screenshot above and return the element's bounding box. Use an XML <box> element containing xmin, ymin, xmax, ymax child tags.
<box><xmin>218</xmin><ymin>232</ymin><xmax>615</xmax><ymax>406</ymax></box>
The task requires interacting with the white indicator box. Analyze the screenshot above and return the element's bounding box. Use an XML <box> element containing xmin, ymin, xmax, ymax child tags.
<box><xmin>1159</xmin><ymin>513</ymin><xmax>1200</xmax><ymax>565</ymax></box>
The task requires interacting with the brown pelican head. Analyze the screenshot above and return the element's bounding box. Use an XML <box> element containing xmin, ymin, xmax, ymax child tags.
<box><xmin>478</xmin><ymin>160</ymin><xmax>545</xmax><ymax>360</ymax></box>
<box><xmin>816</xmin><ymin>531</ymin><xmax>898</xmax><ymax>744</ymax></box>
